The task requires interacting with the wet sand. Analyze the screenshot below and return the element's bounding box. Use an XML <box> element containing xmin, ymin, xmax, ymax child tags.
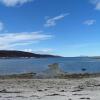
<box><xmin>0</xmin><ymin>77</ymin><xmax>100</xmax><ymax>100</ymax></box>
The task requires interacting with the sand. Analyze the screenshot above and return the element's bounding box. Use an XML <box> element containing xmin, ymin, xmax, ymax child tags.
<box><xmin>0</xmin><ymin>77</ymin><xmax>100</xmax><ymax>100</ymax></box>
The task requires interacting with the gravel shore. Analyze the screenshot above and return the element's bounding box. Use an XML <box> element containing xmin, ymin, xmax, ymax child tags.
<box><xmin>0</xmin><ymin>77</ymin><xmax>100</xmax><ymax>100</ymax></box>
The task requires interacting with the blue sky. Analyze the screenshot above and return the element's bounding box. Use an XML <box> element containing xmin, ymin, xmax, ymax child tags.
<box><xmin>0</xmin><ymin>0</ymin><xmax>100</xmax><ymax>56</ymax></box>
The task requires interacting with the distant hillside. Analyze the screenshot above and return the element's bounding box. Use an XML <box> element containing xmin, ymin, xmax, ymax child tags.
<box><xmin>90</xmin><ymin>56</ymin><xmax>100</xmax><ymax>59</ymax></box>
<box><xmin>0</xmin><ymin>50</ymin><xmax>60</xmax><ymax>58</ymax></box>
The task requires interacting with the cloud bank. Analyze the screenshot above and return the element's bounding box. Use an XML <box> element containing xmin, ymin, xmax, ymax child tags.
<box><xmin>0</xmin><ymin>31</ymin><xmax>52</xmax><ymax>49</ymax></box>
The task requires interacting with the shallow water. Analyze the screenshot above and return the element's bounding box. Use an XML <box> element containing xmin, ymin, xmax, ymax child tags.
<box><xmin>0</xmin><ymin>57</ymin><xmax>100</xmax><ymax>75</ymax></box>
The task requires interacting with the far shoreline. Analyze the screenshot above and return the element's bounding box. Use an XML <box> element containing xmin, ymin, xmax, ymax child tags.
<box><xmin>0</xmin><ymin>72</ymin><xmax>100</xmax><ymax>79</ymax></box>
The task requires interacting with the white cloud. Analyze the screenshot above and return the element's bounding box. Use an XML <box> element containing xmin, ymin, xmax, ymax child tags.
<box><xmin>90</xmin><ymin>0</ymin><xmax>100</xmax><ymax>10</ymax></box>
<box><xmin>96</xmin><ymin>2</ymin><xmax>100</xmax><ymax>10</ymax></box>
<box><xmin>0</xmin><ymin>21</ymin><xmax>4</xmax><ymax>31</ymax></box>
<box><xmin>23</xmin><ymin>48</ymin><xmax>53</xmax><ymax>54</ymax></box>
<box><xmin>44</xmin><ymin>13</ymin><xmax>69</xmax><ymax>27</ymax></box>
<box><xmin>0</xmin><ymin>31</ymin><xmax>53</xmax><ymax>49</ymax></box>
<box><xmin>24</xmin><ymin>49</ymin><xmax>33</xmax><ymax>52</ymax></box>
<box><xmin>0</xmin><ymin>0</ymin><xmax>33</xmax><ymax>7</ymax></box>
<box><xmin>33</xmin><ymin>48</ymin><xmax>54</xmax><ymax>54</ymax></box>
<box><xmin>23</xmin><ymin>48</ymin><xmax>55</xmax><ymax>54</ymax></box>
<box><xmin>83</xmin><ymin>19</ymin><xmax>96</xmax><ymax>26</ymax></box>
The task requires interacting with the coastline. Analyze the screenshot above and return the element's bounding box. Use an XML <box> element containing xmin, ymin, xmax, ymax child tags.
<box><xmin>0</xmin><ymin>72</ymin><xmax>100</xmax><ymax>79</ymax></box>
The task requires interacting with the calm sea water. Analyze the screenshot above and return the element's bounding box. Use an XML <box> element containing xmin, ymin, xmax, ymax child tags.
<box><xmin>0</xmin><ymin>57</ymin><xmax>100</xmax><ymax>75</ymax></box>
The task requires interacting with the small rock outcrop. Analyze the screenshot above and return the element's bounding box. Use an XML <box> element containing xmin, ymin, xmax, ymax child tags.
<box><xmin>38</xmin><ymin>63</ymin><xmax>64</xmax><ymax>78</ymax></box>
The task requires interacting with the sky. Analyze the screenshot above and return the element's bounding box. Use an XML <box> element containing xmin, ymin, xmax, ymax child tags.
<box><xmin>0</xmin><ymin>0</ymin><xmax>100</xmax><ymax>56</ymax></box>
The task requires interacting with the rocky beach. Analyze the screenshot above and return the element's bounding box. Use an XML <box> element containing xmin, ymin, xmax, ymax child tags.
<box><xmin>0</xmin><ymin>77</ymin><xmax>100</xmax><ymax>100</ymax></box>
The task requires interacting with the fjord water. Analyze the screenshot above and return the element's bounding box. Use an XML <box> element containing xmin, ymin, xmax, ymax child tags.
<box><xmin>0</xmin><ymin>57</ymin><xmax>100</xmax><ymax>75</ymax></box>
